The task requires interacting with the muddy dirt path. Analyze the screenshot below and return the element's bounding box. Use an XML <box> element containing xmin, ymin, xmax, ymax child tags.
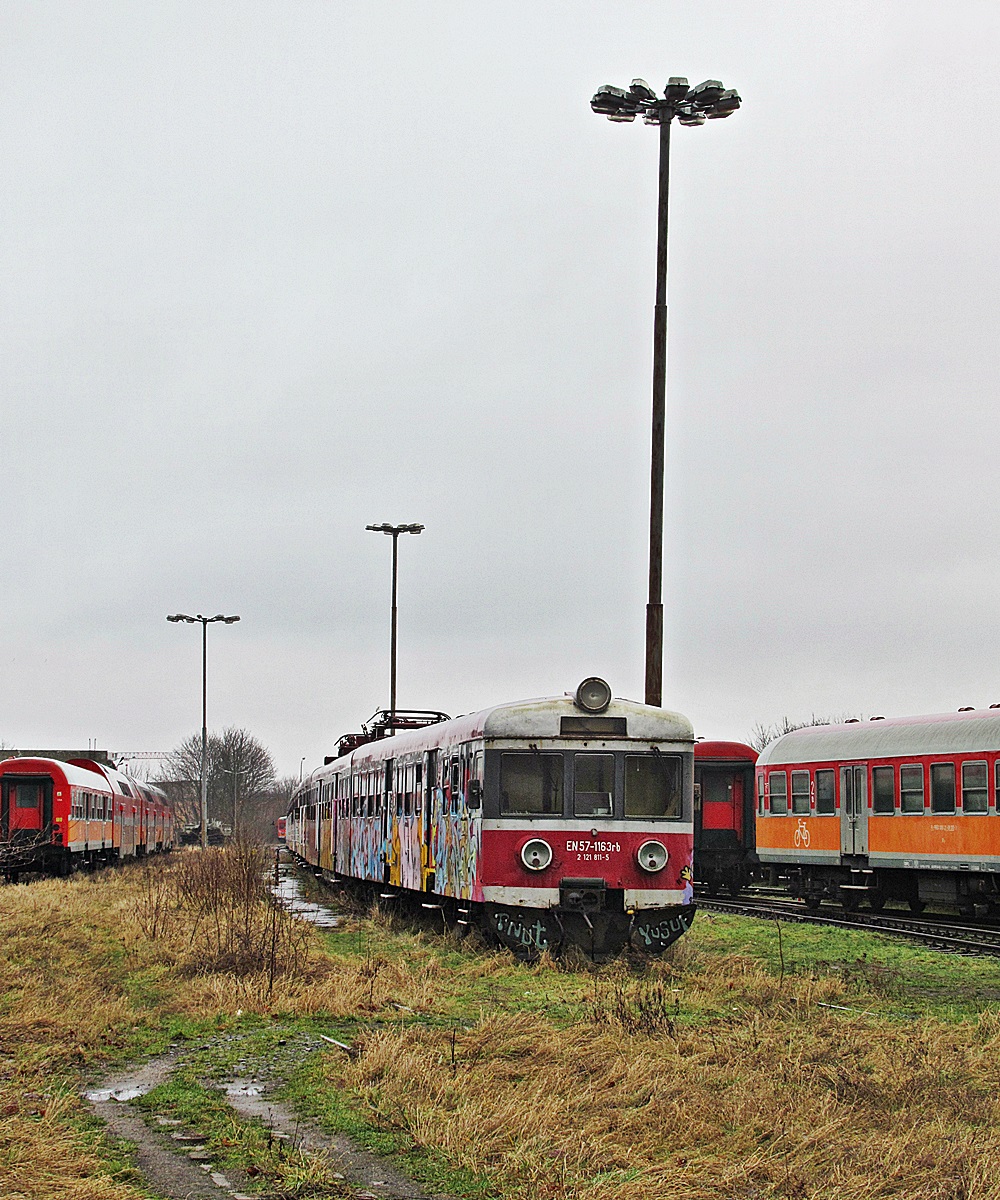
<box><xmin>83</xmin><ymin>863</ymin><xmax>454</xmax><ymax>1200</ymax></box>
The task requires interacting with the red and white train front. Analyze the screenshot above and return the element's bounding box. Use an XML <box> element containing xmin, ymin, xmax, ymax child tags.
<box><xmin>288</xmin><ymin>679</ymin><xmax>696</xmax><ymax>958</ymax></box>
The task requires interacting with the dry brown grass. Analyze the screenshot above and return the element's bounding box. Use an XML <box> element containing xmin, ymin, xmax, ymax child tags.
<box><xmin>318</xmin><ymin>963</ymin><xmax>1000</xmax><ymax>1200</ymax></box>
<box><xmin>5</xmin><ymin>856</ymin><xmax>1000</xmax><ymax>1200</ymax></box>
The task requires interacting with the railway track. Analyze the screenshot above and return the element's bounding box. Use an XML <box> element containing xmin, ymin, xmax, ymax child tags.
<box><xmin>697</xmin><ymin>893</ymin><xmax>1000</xmax><ymax>957</ymax></box>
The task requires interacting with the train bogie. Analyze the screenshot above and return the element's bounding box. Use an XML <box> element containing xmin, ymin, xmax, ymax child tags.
<box><xmin>288</xmin><ymin>682</ymin><xmax>697</xmax><ymax>959</ymax></box>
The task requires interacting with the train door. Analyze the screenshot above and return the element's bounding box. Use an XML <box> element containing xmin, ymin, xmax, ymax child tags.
<box><xmin>840</xmin><ymin>764</ymin><xmax>868</xmax><ymax>856</ymax></box>
<box><xmin>423</xmin><ymin>749</ymin><xmax>437</xmax><ymax>890</ymax></box>
<box><xmin>382</xmin><ymin>758</ymin><xmax>395</xmax><ymax>884</ymax></box>
<box><xmin>0</xmin><ymin>776</ymin><xmax>52</xmax><ymax>841</ymax></box>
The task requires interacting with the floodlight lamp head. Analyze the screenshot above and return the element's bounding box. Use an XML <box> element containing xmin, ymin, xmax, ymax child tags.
<box><xmin>221</xmin><ymin>615</ymin><xmax>241</xmax><ymax>624</ymax></box>
<box><xmin>677</xmin><ymin>108</ymin><xmax>707</xmax><ymax>126</ymax></box>
<box><xmin>707</xmin><ymin>89</ymin><xmax>741</xmax><ymax>118</ymax></box>
<box><xmin>591</xmin><ymin>84</ymin><xmax>627</xmax><ymax>115</ymax></box>
<box><xmin>628</xmin><ymin>78</ymin><xmax>658</xmax><ymax>102</ymax></box>
<box><xmin>688</xmin><ymin>79</ymin><xmax>725</xmax><ymax>108</ymax></box>
<box><xmin>663</xmin><ymin>77</ymin><xmax>690</xmax><ymax>102</ymax></box>
<box><xmin>607</xmin><ymin>110</ymin><xmax>637</xmax><ymax>122</ymax></box>
<box><xmin>167</xmin><ymin>613</ymin><xmax>195</xmax><ymax>623</ymax></box>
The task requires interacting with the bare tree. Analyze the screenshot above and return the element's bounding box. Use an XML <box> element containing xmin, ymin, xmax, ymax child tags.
<box><xmin>748</xmin><ymin>714</ymin><xmax>840</xmax><ymax>753</ymax></box>
<box><xmin>161</xmin><ymin>728</ymin><xmax>276</xmax><ymax>835</ymax></box>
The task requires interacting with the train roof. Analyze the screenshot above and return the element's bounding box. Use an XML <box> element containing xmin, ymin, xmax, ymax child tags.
<box><xmin>757</xmin><ymin>710</ymin><xmax>1000</xmax><ymax>766</ymax></box>
<box><xmin>0</xmin><ymin>756</ymin><xmax>167</xmax><ymax>801</ymax></box>
<box><xmin>695</xmin><ymin>740</ymin><xmax>758</xmax><ymax>762</ymax></box>
<box><xmin>298</xmin><ymin>690</ymin><xmax>694</xmax><ymax>792</ymax></box>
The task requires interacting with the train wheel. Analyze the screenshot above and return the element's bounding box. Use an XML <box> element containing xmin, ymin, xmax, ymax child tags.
<box><xmin>804</xmin><ymin>894</ymin><xmax>822</xmax><ymax>911</ymax></box>
<box><xmin>839</xmin><ymin>890</ymin><xmax>860</xmax><ymax>913</ymax></box>
<box><xmin>867</xmin><ymin>891</ymin><xmax>886</xmax><ymax>913</ymax></box>
<box><xmin>908</xmin><ymin>898</ymin><xmax>925</xmax><ymax>915</ymax></box>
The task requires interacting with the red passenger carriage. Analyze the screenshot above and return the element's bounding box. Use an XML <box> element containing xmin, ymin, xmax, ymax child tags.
<box><xmin>693</xmin><ymin>740</ymin><xmax>757</xmax><ymax>896</ymax></box>
<box><xmin>287</xmin><ymin>680</ymin><xmax>696</xmax><ymax>958</ymax></box>
<box><xmin>0</xmin><ymin>757</ymin><xmax>174</xmax><ymax>879</ymax></box>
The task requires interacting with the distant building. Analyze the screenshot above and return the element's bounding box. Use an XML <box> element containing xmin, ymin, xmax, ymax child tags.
<box><xmin>1</xmin><ymin>749</ymin><xmax>114</xmax><ymax>767</ymax></box>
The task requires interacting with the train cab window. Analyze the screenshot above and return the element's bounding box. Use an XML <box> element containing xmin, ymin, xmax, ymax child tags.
<box><xmin>15</xmin><ymin>782</ymin><xmax>40</xmax><ymax>809</ymax></box>
<box><xmin>768</xmin><ymin>772</ymin><xmax>788</xmax><ymax>815</ymax></box>
<box><xmin>624</xmin><ymin>754</ymin><xmax>681</xmax><ymax>818</ymax></box>
<box><xmin>930</xmin><ymin>763</ymin><xmax>956</xmax><ymax>814</ymax></box>
<box><xmin>791</xmin><ymin>771</ymin><xmax>810</xmax><ymax>814</ymax></box>
<box><xmin>500</xmin><ymin>752</ymin><xmax>563</xmax><ymax>815</ymax></box>
<box><xmin>573</xmin><ymin>754</ymin><xmax>614</xmax><ymax>817</ymax></box>
<box><xmin>962</xmin><ymin>761</ymin><xmax>988</xmax><ymax>813</ymax></box>
<box><xmin>815</xmin><ymin>770</ymin><xmax>835</xmax><ymax>815</ymax></box>
<box><xmin>872</xmin><ymin>766</ymin><xmax>895</xmax><ymax>814</ymax></box>
<box><xmin>900</xmin><ymin>764</ymin><xmax>925</xmax><ymax>813</ymax></box>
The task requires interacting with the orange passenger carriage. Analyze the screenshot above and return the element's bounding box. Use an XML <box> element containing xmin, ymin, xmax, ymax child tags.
<box><xmin>0</xmin><ymin>756</ymin><xmax>174</xmax><ymax>879</ymax></box>
<box><xmin>755</xmin><ymin>710</ymin><xmax>1000</xmax><ymax>915</ymax></box>
<box><xmin>287</xmin><ymin>680</ymin><xmax>697</xmax><ymax>959</ymax></box>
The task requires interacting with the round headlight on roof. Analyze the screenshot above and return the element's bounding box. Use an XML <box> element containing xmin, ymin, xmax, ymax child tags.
<box><xmin>575</xmin><ymin>677</ymin><xmax>612</xmax><ymax>714</ymax></box>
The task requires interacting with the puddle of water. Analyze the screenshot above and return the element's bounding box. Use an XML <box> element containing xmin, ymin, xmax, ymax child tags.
<box><xmin>270</xmin><ymin>864</ymin><xmax>341</xmax><ymax>928</ymax></box>
<box><xmin>86</xmin><ymin>1085</ymin><xmax>148</xmax><ymax>1103</ymax></box>
<box><xmin>225</xmin><ymin>1081</ymin><xmax>263</xmax><ymax>1097</ymax></box>
<box><xmin>85</xmin><ymin>1052</ymin><xmax>179</xmax><ymax>1104</ymax></box>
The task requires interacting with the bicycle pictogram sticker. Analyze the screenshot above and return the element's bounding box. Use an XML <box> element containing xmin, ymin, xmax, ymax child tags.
<box><xmin>793</xmin><ymin>819</ymin><xmax>811</xmax><ymax>848</ymax></box>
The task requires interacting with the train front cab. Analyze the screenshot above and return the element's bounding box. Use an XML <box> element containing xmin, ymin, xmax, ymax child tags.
<box><xmin>694</xmin><ymin>741</ymin><xmax>757</xmax><ymax>896</ymax></box>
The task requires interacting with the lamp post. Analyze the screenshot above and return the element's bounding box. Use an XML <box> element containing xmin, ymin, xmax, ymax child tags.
<box><xmin>365</xmin><ymin>523</ymin><xmax>424</xmax><ymax>724</ymax></box>
<box><xmin>591</xmin><ymin>77</ymin><xmax>740</xmax><ymax>707</ymax></box>
<box><xmin>166</xmin><ymin>613</ymin><xmax>241</xmax><ymax>847</ymax></box>
<box><xmin>221</xmin><ymin>765</ymin><xmax>250</xmax><ymax>840</ymax></box>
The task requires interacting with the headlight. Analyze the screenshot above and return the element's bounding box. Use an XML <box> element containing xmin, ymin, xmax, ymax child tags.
<box><xmin>520</xmin><ymin>838</ymin><xmax>553</xmax><ymax>872</ymax></box>
<box><xmin>636</xmin><ymin>839</ymin><xmax>668</xmax><ymax>873</ymax></box>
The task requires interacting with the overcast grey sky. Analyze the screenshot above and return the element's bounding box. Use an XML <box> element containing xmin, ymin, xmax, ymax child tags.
<box><xmin>2</xmin><ymin>2</ymin><xmax>999</xmax><ymax>775</ymax></box>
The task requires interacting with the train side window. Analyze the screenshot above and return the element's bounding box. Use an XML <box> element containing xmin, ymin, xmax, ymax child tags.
<box><xmin>962</xmin><ymin>761</ymin><xmax>988</xmax><ymax>813</ymax></box>
<box><xmin>352</xmin><ymin>776</ymin><xmax>361</xmax><ymax>818</ymax></box>
<box><xmin>872</xmin><ymin>766</ymin><xmax>895</xmax><ymax>814</ymax></box>
<box><xmin>500</xmin><ymin>752</ymin><xmax>563</xmax><ymax>815</ymax></box>
<box><xmin>624</xmin><ymin>754</ymin><xmax>681</xmax><ymax>817</ymax></box>
<box><xmin>757</xmin><ymin>773</ymin><xmax>765</xmax><ymax>815</ymax></box>
<box><xmin>415</xmin><ymin>763</ymin><xmax>423</xmax><ymax>815</ymax></box>
<box><xmin>468</xmin><ymin>751</ymin><xmax>483</xmax><ymax>810</ymax></box>
<box><xmin>815</xmin><ymin>770</ymin><xmax>835</xmax><ymax>814</ymax></box>
<box><xmin>900</xmin><ymin>764</ymin><xmax>924</xmax><ymax>813</ymax></box>
<box><xmin>930</xmin><ymin>763</ymin><xmax>956</xmax><ymax>814</ymax></box>
<box><xmin>573</xmin><ymin>754</ymin><xmax>614</xmax><ymax>817</ymax></box>
<box><xmin>768</xmin><ymin>772</ymin><xmax>788</xmax><ymax>815</ymax></box>
<box><xmin>791</xmin><ymin>771</ymin><xmax>810</xmax><ymax>814</ymax></box>
<box><xmin>451</xmin><ymin>757</ymin><xmax>461</xmax><ymax>809</ymax></box>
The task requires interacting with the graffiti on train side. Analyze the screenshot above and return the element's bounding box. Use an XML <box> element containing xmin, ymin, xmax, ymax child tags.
<box><xmin>431</xmin><ymin>786</ymin><xmax>481</xmax><ymax>899</ymax></box>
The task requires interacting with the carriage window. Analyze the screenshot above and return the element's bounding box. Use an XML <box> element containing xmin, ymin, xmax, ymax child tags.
<box><xmin>757</xmin><ymin>772</ymin><xmax>765</xmax><ymax>815</ymax></box>
<box><xmin>573</xmin><ymin>754</ymin><xmax>614</xmax><ymax>817</ymax></box>
<box><xmin>962</xmin><ymin>761</ymin><xmax>988</xmax><ymax>813</ymax></box>
<box><xmin>15</xmin><ymin>783</ymin><xmax>40</xmax><ymax>809</ymax></box>
<box><xmin>791</xmin><ymin>771</ymin><xmax>810</xmax><ymax>814</ymax></box>
<box><xmin>624</xmin><ymin>754</ymin><xmax>681</xmax><ymax>818</ymax></box>
<box><xmin>872</xmin><ymin>766</ymin><xmax>895</xmax><ymax>814</ymax></box>
<box><xmin>815</xmin><ymin>770</ymin><xmax>835</xmax><ymax>814</ymax></box>
<box><xmin>500</xmin><ymin>753</ymin><xmax>563</xmax><ymax>815</ymax></box>
<box><xmin>768</xmin><ymin>772</ymin><xmax>787</xmax><ymax>815</ymax></box>
<box><xmin>900</xmin><ymin>764</ymin><xmax>924</xmax><ymax>813</ymax></box>
<box><xmin>352</xmin><ymin>776</ymin><xmax>361</xmax><ymax>817</ymax></box>
<box><xmin>931</xmin><ymin>763</ymin><xmax>955</xmax><ymax>814</ymax></box>
<box><xmin>415</xmin><ymin>763</ymin><xmax>423</xmax><ymax>814</ymax></box>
